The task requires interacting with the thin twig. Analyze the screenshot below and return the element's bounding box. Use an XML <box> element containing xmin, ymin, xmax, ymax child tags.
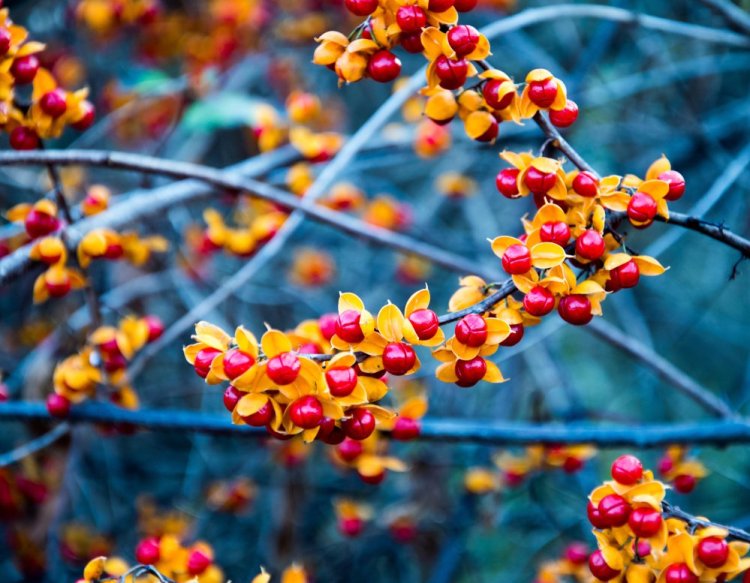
<box><xmin>698</xmin><ymin>0</ymin><xmax>750</xmax><ymax>36</ymax></box>
<box><xmin>0</xmin><ymin>422</ymin><xmax>70</xmax><ymax>467</ymax></box>
<box><xmin>663</xmin><ymin>501</ymin><xmax>750</xmax><ymax>543</ymax></box>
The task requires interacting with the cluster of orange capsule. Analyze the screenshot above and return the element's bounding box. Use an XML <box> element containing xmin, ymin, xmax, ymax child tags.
<box><xmin>587</xmin><ymin>455</ymin><xmax>750</xmax><ymax>582</ymax></box>
<box><xmin>533</xmin><ymin>542</ymin><xmax>593</xmax><ymax>583</ymax></box>
<box><xmin>0</xmin><ymin>8</ymin><xmax>94</xmax><ymax>149</ymax></box>
<box><xmin>48</xmin><ymin>314</ymin><xmax>164</xmax><ymax>417</ymax></box>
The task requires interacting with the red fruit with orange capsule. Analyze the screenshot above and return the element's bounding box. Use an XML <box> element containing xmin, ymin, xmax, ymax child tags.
<box><xmin>663</xmin><ymin>563</ymin><xmax>698</xmax><ymax>583</ymax></box>
<box><xmin>528</xmin><ymin>77</ymin><xmax>558</xmax><ymax>108</ymax></box>
<box><xmin>401</xmin><ymin>31</ymin><xmax>424</xmax><ymax>53</ymax></box>
<box><xmin>454</xmin><ymin>0</ymin><xmax>478</xmax><ymax>11</ymax></box>
<box><xmin>193</xmin><ymin>347</ymin><xmax>221</xmax><ymax>378</ymax></box>
<box><xmin>144</xmin><ymin>315</ymin><xmax>164</xmax><ymax>341</ymax></box>
<box><xmin>483</xmin><ymin>79</ymin><xmax>514</xmax><ymax>110</ymax></box>
<box><xmin>10</xmin><ymin>126</ymin><xmax>40</xmax><ymax>150</ymax></box>
<box><xmin>563</xmin><ymin>455</ymin><xmax>584</xmax><ymax>473</ymax></box>
<box><xmin>289</xmin><ymin>395</ymin><xmax>323</xmax><ymax>429</ymax></box>
<box><xmin>72</xmin><ymin>101</ymin><xmax>95</xmax><ymax>131</ymax></box>
<box><xmin>549</xmin><ymin>100</ymin><xmax>578</xmax><ymax>128</ymax></box>
<box><xmin>575</xmin><ymin>229</ymin><xmax>605</xmax><ymax>261</ymax></box>
<box><xmin>340</xmin><ymin>516</ymin><xmax>364</xmax><ymax>537</ymax></box>
<box><xmin>587</xmin><ymin>500</ymin><xmax>608</xmax><ymax>529</ymax></box>
<box><xmin>524</xmin><ymin>166</ymin><xmax>557</xmax><ymax>194</ymax></box>
<box><xmin>25</xmin><ymin>209</ymin><xmax>60</xmax><ymax>239</ymax></box>
<box><xmin>318</xmin><ymin>420</ymin><xmax>346</xmax><ymax>445</ymax></box>
<box><xmin>447</xmin><ymin>25</ymin><xmax>479</xmax><ymax>57</ymax></box>
<box><xmin>455</xmin><ymin>314</ymin><xmax>488</xmax><ymax>347</ymax></box>
<box><xmin>187</xmin><ymin>549</ymin><xmax>212</xmax><ymax>575</ymax></box>
<box><xmin>46</xmin><ymin>393</ymin><xmax>71</xmax><ymax>418</ymax></box>
<box><xmin>342</xmin><ymin>408</ymin><xmax>376</xmax><ymax>440</ymax></box>
<box><xmin>454</xmin><ymin>356</ymin><xmax>486</xmax><ymax>387</ymax></box>
<box><xmin>523</xmin><ymin>286</ymin><xmax>555</xmax><ymax>317</ymax></box>
<box><xmin>266</xmin><ymin>352</ymin><xmax>301</xmax><ymax>385</ymax></box>
<box><xmin>697</xmin><ymin>537</ymin><xmax>729</xmax><ymax>568</ymax></box>
<box><xmin>628</xmin><ymin>507</ymin><xmax>662</xmax><ymax>538</ymax></box>
<box><xmin>539</xmin><ymin>221</ymin><xmax>570</xmax><ymax>246</ymax></box>
<box><xmin>223</xmin><ymin>348</ymin><xmax>256</xmax><ymax>380</ymax></box>
<box><xmin>659</xmin><ymin>170</ymin><xmax>686</xmax><ymax>201</ymax></box>
<box><xmin>0</xmin><ymin>28</ymin><xmax>10</xmax><ymax>55</ymax></box>
<box><xmin>627</xmin><ymin>192</ymin><xmax>658</xmax><ymax>223</ymax></box>
<box><xmin>243</xmin><ymin>402</ymin><xmax>273</xmax><ymax>427</ymax></box>
<box><xmin>673</xmin><ymin>474</ymin><xmax>696</xmax><ymax>493</ymax></box>
<box><xmin>367</xmin><ymin>50</ymin><xmax>402</xmax><ymax>83</ymax></box>
<box><xmin>573</xmin><ymin>171</ymin><xmax>599</xmax><ymax>197</ymax></box>
<box><xmin>10</xmin><ymin>54</ymin><xmax>39</xmax><ymax>84</ymax></box>
<box><xmin>396</xmin><ymin>5</ymin><xmax>427</xmax><ymax>32</ymax></box>
<box><xmin>345</xmin><ymin>0</ymin><xmax>378</xmax><ymax>15</ymax></box>
<box><xmin>336</xmin><ymin>310</ymin><xmax>365</xmax><ymax>343</ymax></box>
<box><xmin>382</xmin><ymin>342</ymin><xmax>416</xmax><ymax>375</ymax></box>
<box><xmin>474</xmin><ymin>116</ymin><xmax>498</xmax><ymax>142</ymax></box>
<box><xmin>499</xmin><ymin>323</ymin><xmax>524</xmax><ymax>347</ymax></box>
<box><xmin>598</xmin><ymin>494</ymin><xmax>631</xmax><ymax>527</ymax></box>
<box><xmin>611</xmin><ymin>454</ymin><xmax>643</xmax><ymax>485</ymax></box>
<box><xmin>496</xmin><ymin>168</ymin><xmax>520</xmax><ymax>198</ymax></box>
<box><xmin>608</xmin><ymin>260</ymin><xmax>640</xmax><ymax>291</ymax></box>
<box><xmin>337</xmin><ymin>437</ymin><xmax>364</xmax><ymax>462</ymax></box>
<box><xmin>434</xmin><ymin>55</ymin><xmax>468</xmax><ymax>90</ymax></box>
<box><xmin>408</xmin><ymin>308</ymin><xmax>439</xmax><ymax>340</ymax></box>
<box><xmin>589</xmin><ymin>550</ymin><xmax>620</xmax><ymax>581</ymax></box>
<box><xmin>326</xmin><ymin>366</ymin><xmax>358</xmax><ymax>397</ymax></box>
<box><xmin>135</xmin><ymin>537</ymin><xmax>160</xmax><ymax>565</ymax></box>
<box><xmin>318</xmin><ymin>313</ymin><xmax>338</xmax><ymax>340</ymax></box>
<box><xmin>392</xmin><ymin>416</ymin><xmax>420</xmax><ymax>440</ymax></box>
<box><xmin>565</xmin><ymin>543</ymin><xmax>589</xmax><ymax>565</ymax></box>
<box><xmin>223</xmin><ymin>386</ymin><xmax>242</xmax><ymax>412</ymax></box>
<box><xmin>360</xmin><ymin>469</ymin><xmax>386</xmax><ymax>485</ymax></box>
<box><xmin>501</xmin><ymin>244</ymin><xmax>532</xmax><ymax>274</ymax></box>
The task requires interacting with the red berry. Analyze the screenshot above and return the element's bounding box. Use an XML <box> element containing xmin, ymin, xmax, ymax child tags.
<box><xmin>587</xmin><ymin>500</ymin><xmax>608</xmax><ymax>529</ymax></box>
<box><xmin>636</xmin><ymin>540</ymin><xmax>652</xmax><ymax>558</ymax></box>
<box><xmin>628</xmin><ymin>507</ymin><xmax>663</xmax><ymax>538</ymax></box>
<box><xmin>340</xmin><ymin>516</ymin><xmax>364</xmax><ymax>537</ymax></box>
<box><xmin>657</xmin><ymin>455</ymin><xmax>674</xmax><ymax>475</ymax></box>
<box><xmin>523</xmin><ymin>286</ymin><xmax>555</xmax><ymax>317</ymax></box>
<box><xmin>454</xmin><ymin>356</ymin><xmax>486</xmax><ymax>387</ymax></box>
<box><xmin>223</xmin><ymin>386</ymin><xmax>242</xmax><ymax>412</ymax></box>
<box><xmin>673</xmin><ymin>474</ymin><xmax>696</xmax><ymax>494</ymax></box>
<box><xmin>401</xmin><ymin>31</ymin><xmax>424</xmax><ymax>53</ymax></box>
<box><xmin>10</xmin><ymin>55</ymin><xmax>39</xmax><ymax>84</ymax></box>
<box><xmin>697</xmin><ymin>537</ymin><xmax>729</xmax><ymax>568</ymax></box>
<box><xmin>396</xmin><ymin>5</ymin><xmax>427</xmax><ymax>32</ymax></box>
<box><xmin>528</xmin><ymin>78</ymin><xmax>558</xmax><ymax>108</ymax></box>
<box><xmin>244</xmin><ymin>401</ymin><xmax>274</xmax><ymax>427</ymax></box>
<box><xmin>337</xmin><ymin>438</ymin><xmax>364</xmax><ymax>462</ymax></box>
<box><xmin>345</xmin><ymin>0</ymin><xmax>378</xmax><ymax>16</ymax></box>
<box><xmin>628</xmin><ymin>192</ymin><xmax>657</xmax><ymax>223</ymax></box>
<box><xmin>39</xmin><ymin>89</ymin><xmax>67</xmax><ymax>118</ymax></box>
<box><xmin>501</xmin><ymin>244</ymin><xmax>532</xmax><ymax>275</ymax></box>
<box><xmin>46</xmin><ymin>393</ymin><xmax>71</xmax><ymax>418</ymax></box>
<box><xmin>558</xmin><ymin>295</ymin><xmax>592</xmax><ymax>325</ymax></box>
<box><xmin>659</xmin><ymin>170</ymin><xmax>686</xmax><ymax>201</ymax></box>
<box><xmin>664</xmin><ymin>563</ymin><xmax>698</xmax><ymax>583</ymax></box>
<box><xmin>224</xmin><ymin>348</ymin><xmax>256</xmax><ymax>380</ymax></box>
<box><xmin>483</xmin><ymin>79</ymin><xmax>513</xmax><ymax>110</ymax></box>
<box><xmin>611</xmin><ymin>454</ymin><xmax>643</xmax><ymax>485</ymax></box>
<box><xmin>10</xmin><ymin>126</ymin><xmax>39</xmax><ymax>150</ymax></box>
<box><xmin>144</xmin><ymin>315</ymin><xmax>164</xmax><ymax>341</ymax></box>
<box><xmin>496</xmin><ymin>168</ymin><xmax>520</xmax><ymax>198</ymax></box>
<box><xmin>319</xmin><ymin>313</ymin><xmax>338</xmax><ymax>340</ymax></box>
<box><xmin>549</xmin><ymin>100</ymin><xmax>578</xmax><ymax>128</ymax></box>
<box><xmin>318</xmin><ymin>420</ymin><xmax>346</xmax><ymax>445</ymax></box>
<box><xmin>565</xmin><ymin>543</ymin><xmax>589</xmax><ymax>565</ymax></box>
<box><xmin>608</xmin><ymin>260</ymin><xmax>640</xmax><ymax>291</ymax></box>
<box><xmin>499</xmin><ymin>323</ymin><xmax>524</xmax><ymax>347</ymax></box>
<box><xmin>72</xmin><ymin>101</ymin><xmax>95</xmax><ymax>131</ymax></box>
<box><xmin>194</xmin><ymin>347</ymin><xmax>221</xmax><ymax>378</ymax></box>
<box><xmin>408</xmin><ymin>308</ymin><xmax>439</xmax><ymax>340</ymax></box>
<box><xmin>342</xmin><ymin>408</ymin><xmax>376</xmax><ymax>440</ymax></box>
<box><xmin>187</xmin><ymin>549</ymin><xmax>212</xmax><ymax>575</ymax></box>
<box><xmin>589</xmin><ymin>550</ymin><xmax>620</xmax><ymax>581</ymax></box>
<box><xmin>539</xmin><ymin>221</ymin><xmax>570</xmax><ymax>246</ymax></box>
<box><xmin>24</xmin><ymin>208</ymin><xmax>59</xmax><ymax>238</ymax></box>
<box><xmin>474</xmin><ymin>116</ymin><xmax>498</xmax><ymax>142</ymax></box>
<box><xmin>326</xmin><ymin>367</ymin><xmax>358</xmax><ymax>397</ymax></box>
<box><xmin>573</xmin><ymin>171</ymin><xmax>599</xmax><ymax>197</ymax></box>
<box><xmin>598</xmin><ymin>494</ymin><xmax>631</xmax><ymax>527</ymax></box>
<box><xmin>392</xmin><ymin>417</ymin><xmax>420</xmax><ymax>441</ymax></box>
<box><xmin>434</xmin><ymin>55</ymin><xmax>468</xmax><ymax>90</ymax></box>
<box><xmin>135</xmin><ymin>537</ymin><xmax>160</xmax><ymax>565</ymax></box>
<box><xmin>368</xmin><ymin>50</ymin><xmax>402</xmax><ymax>83</ymax></box>
<box><xmin>455</xmin><ymin>314</ymin><xmax>488</xmax><ymax>347</ymax></box>
<box><xmin>0</xmin><ymin>28</ymin><xmax>10</xmax><ymax>56</ymax></box>
<box><xmin>447</xmin><ymin>25</ymin><xmax>479</xmax><ymax>57</ymax></box>
<box><xmin>453</xmin><ymin>0</ymin><xmax>478</xmax><ymax>11</ymax></box>
<box><xmin>267</xmin><ymin>352</ymin><xmax>301</xmax><ymax>385</ymax></box>
<box><xmin>289</xmin><ymin>395</ymin><xmax>324</xmax><ymax>429</ymax></box>
<box><xmin>524</xmin><ymin>166</ymin><xmax>557</xmax><ymax>194</ymax></box>
<box><xmin>428</xmin><ymin>0</ymin><xmax>455</xmax><ymax>10</ymax></box>
<box><xmin>336</xmin><ymin>310</ymin><xmax>365</xmax><ymax>343</ymax></box>
<box><xmin>563</xmin><ymin>456</ymin><xmax>584</xmax><ymax>473</ymax></box>
<box><xmin>360</xmin><ymin>470</ymin><xmax>386</xmax><ymax>485</ymax></box>
<box><xmin>575</xmin><ymin>230</ymin><xmax>605</xmax><ymax>261</ymax></box>
<box><xmin>382</xmin><ymin>342</ymin><xmax>416</xmax><ymax>375</ymax></box>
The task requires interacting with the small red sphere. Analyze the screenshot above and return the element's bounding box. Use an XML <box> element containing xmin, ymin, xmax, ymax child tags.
<box><xmin>24</xmin><ymin>208</ymin><xmax>59</xmax><ymax>238</ymax></box>
<box><xmin>368</xmin><ymin>50</ymin><xmax>402</xmax><ymax>83</ymax></box>
<box><xmin>72</xmin><ymin>101</ymin><xmax>96</xmax><ymax>131</ymax></box>
<box><xmin>673</xmin><ymin>474</ymin><xmax>697</xmax><ymax>494</ymax></box>
<box><xmin>523</xmin><ymin>286</ymin><xmax>555</xmax><ymax>317</ymax></box>
<box><xmin>223</xmin><ymin>348</ymin><xmax>256</xmax><ymax>380</ymax></box>
<box><xmin>447</xmin><ymin>25</ymin><xmax>479</xmax><ymax>57</ymax></box>
<box><xmin>598</xmin><ymin>494</ymin><xmax>631</xmax><ymax>527</ymax></box>
<box><xmin>39</xmin><ymin>89</ymin><xmax>68</xmax><ymax>118</ymax></box>
<box><xmin>563</xmin><ymin>456</ymin><xmax>584</xmax><ymax>473</ymax></box>
<box><xmin>524</xmin><ymin>166</ymin><xmax>557</xmax><ymax>194</ymax></box>
<box><xmin>396</xmin><ymin>5</ymin><xmax>427</xmax><ymax>32</ymax></box>
<box><xmin>340</xmin><ymin>517</ymin><xmax>364</xmax><ymax>537</ymax></box>
<box><xmin>135</xmin><ymin>537</ymin><xmax>161</xmax><ymax>565</ymax></box>
<box><xmin>587</xmin><ymin>500</ymin><xmax>608</xmax><ymax>529</ymax></box>
<box><xmin>589</xmin><ymin>550</ymin><xmax>620</xmax><ymax>581</ymax></box>
<box><xmin>223</xmin><ymin>386</ymin><xmax>242</xmax><ymax>412</ymax></box>
<box><xmin>244</xmin><ymin>402</ymin><xmax>274</xmax><ymax>427</ymax></box>
<box><xmin>657</xmin><ymin>455</ymin><xmax>674</xmax><ymax>475</ymax></box>
<box><xmin>47</xmin><ymin>393</ymin><xmax>71</xmax><ymax>418</ymax></box>
<box><xmin>336</xmin><ymin>309</ymin><xmax>365</xmax><ymax>343</ymax></box>
<box><xmin>628</xmin><ymin>507</ymin><xmax>663</xmax><ymax>538</ymax></box>
<box><xmin>342</xmin><ymin>408</ymin><xmax>376</xmax><ymax>440</ymax></box>
<box><xmin>608</xmin><ymin>260</ymin><xmax>640</xmax><ymax>291</ymax></box>
<box><xmin>434</xmin><ymin>55</ymin><xmax>469</xmax><ymax>90</ymax></box>
<box><xmin>663</xmin><ymin>563</ymin><xmax>698</xmax><ymax>583</ymax></box>
<box><xmin>502</xmin><ymin>244</ymin><xmax>532</xmax><ymax>275</ymax></box>
<box><xmin>10</xmin><ymin>54</ymin><xmax>39</xmax><ymax>84</ymax></box>
<box><xmin>194</xmin><ymin>347</ymin><xmax>221</xmax><ymax>378</ymax></box>
<box><xmin>319</xmin><ymin>313</ymin><xmax>338</xmax><ymax>340</ymax></box>
<box><xmin>454</xmin><ymin>356</ymin><xmax>486</xmax><ymax>387</ymax></box>
<box><xmin>473</xmin><ymin>116</ymin><xmax>498</xmax><ymax>142</ymax></box>
<box><xmin>496</xmin><ymin>168</ymin><xmax>520</xmax><ymax>198</ymax></box>
<box><xmin>344</xmin><ymin>0</ymin><xmax>378</xmax><ymax>16</ymax></box>
<box><xmin>392</xmin><ymin>416</ymin><xmax>421</xmax><ymax>441</ymax></box>
<box><xmin>267</xmin><ymin>352</ymin><xmax>301</xmax><ymax>385</ymax></box>
<box><xmin>408</xmin><ymin>308</ymin><xmax>439</xmax><ymax>340</ymax></box>
<box><xmin>575</xmin><ymin>230</ymin><xmax>605</xmax><ymax>261</ymax></box>
<box><xmin>611</xmin><ymin>454</ymin><xmax>643</xmax><ymax>485</ymax></box>
<box><xmin>454</xmin><ymin>0</ymin><xmax>478</xmax><ymax>11</ymax></box>
<box><xmin>558</xmin><ymin>295</ymin><xmax>593</xmax><ymax>326</ymax></box>
<box><xmin>565</xmin><ymin>543</ymin><xmax>589</xmax><ymax>565</ymax></box>
<box><xmin>483</xmin><ymin>79</ymin><xmax>514</xmax><ymax>110</ymax></box>
<box><xmin>10</xmin><ymin>126</ymin><xmax>39</xmax><ymax>150</ymax></box>
<box><xmin>382</xmin><ymin>342</ymin><xmax>416</xmax><ymax>375</ymax></box>
<box><xmin>697</xmin><ymin>537</ymin><xmax>729</xmax><ymax>568</ymax></box>
<box><xmin>187</xmin><ymin>549</ymin><xmax>212</xmax><ymax>575</ymax></box>
<box><xmin>499</xmin><ymin>323</ymin><xmax>524</xmax><ymax>347</ymax></box>
<box><xmin>401</xmin><ymin>31</ymin><xmax>424</xmax><ymax>53</ymax></box>
<box><xmin>528</xmin><ymin>78</ymin><xmax>558</xmax><ymax>108</ymax></box>
<box><xmin>360</xmin><ymin>470</ymin><xmax>386</xmax><ymax>485</ymax></box>
<box><xmin>659</xmin><ymin>170</ymin><xmax>686</xmax><ymax>201</ymax></box>
<box><xmin>549</xmin><ymin>100</ymin><xmax>579</xmax><ymax>128</ymax></box>
<box><xmin>628</xmin><ymin>192</ymin><xmax>658</xmax><ymax>223</ymax></box>
<box><xmin>573</xmin><ymin>171</ymin><xmax>599</xmax><ymax>197</ymax></box>
<box><xmin>337</xmin><ymin>437</ymin><xmax>364</xmax><ymax>462</ymax></box>
<box><xmin>318</xmin><ymin>421</ymin><xmax>346</xmax><ymax>445</ymax></box>
<box><xmin>289</xmin><ymin>395</ymin><xmax>324</xmax><ymax>429</ymax></box>
<box><xmin>326</xmin><ymin>367</ymin><xmax>358</xmax><ymax>397</ymax></box>
<box><xmin>0</xmin><ymin>28</ymin><xmax>10</xmax><ymax>56</ymax></box>
<box><xmin>455</xmin><ymin>314</ymin><xmax>488</xmax><ymax>347</ymax></box>
<box><xmin>144</xmin><ymin>315</ymin><xmax>164</xmax><ymax>341</ymax></box>
<box><xmin>539</xmin><ymin>221</ymin><xmax>570</xmax><ymax>246</ymax></box>
<box><xmin>428</xmin><ymin>0</ymin><xmax>455</xmax><ymax>10</ymax></box>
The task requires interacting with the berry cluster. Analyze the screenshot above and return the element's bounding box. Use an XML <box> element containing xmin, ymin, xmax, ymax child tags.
<box><xmin>587</xmin><ymin>455</ymin><xmax>750</xmax><ymax>582</ymax></box>
<box><xmin>533</xmin><ymin>542</ymin><xmax>592</xmax><ymax>583</ymax></box>
<box><xmin>657</xmin><ymin>446</ymin><xmax>708</xmax><ymax>494</ymax></box>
